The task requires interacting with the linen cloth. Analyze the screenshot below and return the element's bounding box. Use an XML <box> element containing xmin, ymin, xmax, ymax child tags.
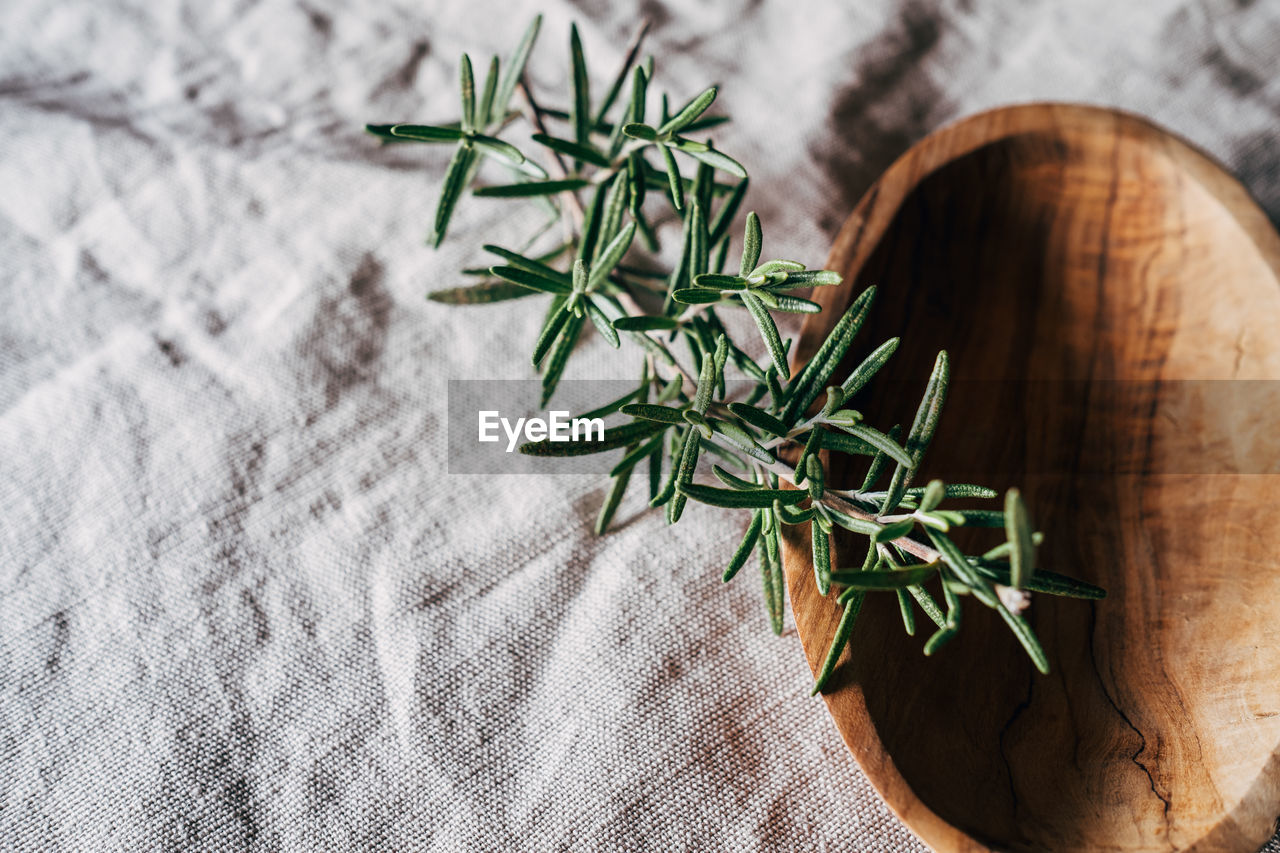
<box><xmin>2</xmin><ymin>0</ymin><xmax>1279</xmax><ymax>849</ymax></box>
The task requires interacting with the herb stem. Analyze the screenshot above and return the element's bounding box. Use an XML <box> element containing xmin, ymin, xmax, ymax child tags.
<box><xmin>596</xmin><ymin>19</ymin><xmax>651</xmax><ymax>126</ymax></box>
<box><xmin>382</xmin><ymin>16</ymin><xmax>1101</xmax><ymax>682</ymax></box>
<box><xmin>516</xmin><ymin>76</ymin><xmax>583</xmax><ymax>237</ymax></box>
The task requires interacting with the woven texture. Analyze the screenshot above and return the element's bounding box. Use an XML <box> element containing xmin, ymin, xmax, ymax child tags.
<box><xmin>2</xmin><ymin>0</ymin><xmax>1279</xmax><ymax>849</ymax></box>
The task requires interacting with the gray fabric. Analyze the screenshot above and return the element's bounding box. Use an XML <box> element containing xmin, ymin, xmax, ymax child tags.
<box><xmin>2</xmin><ymin>0</ymin><xmax>1278</xmax><ymax>850</ymax></box>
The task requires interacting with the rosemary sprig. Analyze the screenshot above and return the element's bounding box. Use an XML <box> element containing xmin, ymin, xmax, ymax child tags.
<box><xmin>367</xmin><ymin>17</ymin><xmax>1105</xmax><ymax>695</ymax></box>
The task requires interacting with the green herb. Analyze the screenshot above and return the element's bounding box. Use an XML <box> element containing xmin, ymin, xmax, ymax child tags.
<box><xmin>369</xmin><ymin>15</ymin><xmax>1104</xmax><ymax>696</ymax></box>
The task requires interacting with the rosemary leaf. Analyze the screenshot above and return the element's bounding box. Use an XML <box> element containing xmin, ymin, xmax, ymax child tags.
<box><xmin>475</xmin><ymin>178</ymin><xmax>589</xmax><ymax>197</ymax></box>
<box><xmin>540</xmin><ymin>312</ymin><xmax>585</xmax><ymax>406</ymax></box>
<box><xmin>580</xmin><ymin>387</ymin><xmax>641</xmax><ymax>421</ymax></box>
<box><xmin>589</xmin><ymin>222</ymin><xmax>637</xmax><ymax>290</ymax></box>
<box><xmin>428</xmin><ymin>280</ymin><xmax>537</xmax><ymax>304</ymax></box>
<box><xmin>595</xmin><ymin>175</ymin><xmax>630</xmax><ymax>256</ymax></box>
<box><xmin>459</xmin><ymin>54</ymin><xmax>476</xmax><ymax>132</ymax></box>
<box><xmin>622</xmin><ymin>122</ymin><xmax>658</xmax><ymax>141</ymax></box>
<box><xmin>680</xmin><ymin>145</ymin><xmax>746</xmax><ymax>178</ymax></box>
<box><xmin>531</xmin><ymin>133</ymin><xmax>610</xmax><ymax>168</ymax></box>
<box><xmin>953</xmin><ymin>509</ymin><xmax>1005</xmax><ymax>527</ymax></box>
<box><xmin>997</xmin><ymin>601</ymin><xmax>1050</xmax><ymax>674</ymax></box>
<box><xmin>794</xmin><ymin>427</ymin><xmax>823</xmax><ymax>485</ymax></box>
<box><xmin>693</xmin><ymin>358</ymin><xmax>715</xmax><ymax>416</ymax></box>
<box><xmin>909</xmin><ymin>584</ymin><xmax>948</xmax><ymax>629</ymax></box>
<box><xmin>923</xmin><ymin>624</ymin><xmax>958</xmax><ymax>656</ymax></box>
<box><xmin>926</xmin><ymin>528</ymin><xmax>1000</xmax><ymax>609</ymax></box>
<box><xmin>576</xmin><ymin>182</ymin><xmax>607</xmax><ymax>263</ymax></box>
<box><xmin>387</xmin><ymin>124</ymin><xmax>465</xmax><ymax>142</ymax></box>
<box><xmin>610</xmin><ymin>66</ymin><xmax>648</xmax><ymax>156</ymax></box>
<box><xmin>712</xmin><ymin>465</ymin><xmax>757</xmax><ymax>490</ymax></box>
<box><xmin>477</xmin><ymin>56</ymin><xmax>499</xmax><ymax>132</ymax></box>
<box><xmin>669</xmin><ymin>429</ymin><xmax>702</xmax><ymax>522</ymax></box>
<box><xmin>595</xmin><ymin>467</ymin><xmax>632</xmax><ymax>535</ymax></box>
<box><xmin>679</xmin><ymin>484</ymin><xmax>807</xmax><ymax>509</ymax></box>
<box><xmin>369</xmin><ymin>17</ymin><xmax>1106</xmax><ymax>684</ymax></box>
<box><xmin>701</xmin><ymin>438</ymin><xmax>750</xmax><ymax>471</ymax></box>
<box><xmin>490</xmin><ymin>265</ymin><xmax>573</xmax><ymax>294</ymax></box>
<box><xmin>709</xmin><ymin>419</ymin><xmax>774</xmax><ymax>464</ymax></box>
<box><xmin>713</xmin><ymin>323</ymin><xmax>767</xmax><ymax>382</ymax></box>
<box><xmin>812</xmin><ymin>522</ymin><xmax>832</xmax><ymax>595</ymax></box>
<box><xmin>690</xmin><ymin>201</ymin><xmax>708</xmax><ymax>279</ymax></box>
<box><xmin>726</xmin><ymin>402</ymin><xmax>787</xmax><ymax>437</ymax></box>
<box><xmin>905</xmin><ymin>483</ymin><xmax>996</xmax><ymax>500</ymax></box>
<box><xmin>1005</xmin><ymin>488</ymin><xmax>1036</xmax><ymax>589</ymax></box>
<box><xmin>712</xmin><ymin>331</ymin><xmax>729</xmax><ymax>398</ymax></box>
<box><xmin>767</xmin><ymin>294</ymin><xmax>822</xmax><ymax>314</ymax></box>
<box><xmin>780</xmin><ymin>502</ymin><xmax>819</xmax><ymax>526</ymax></box>
<box><xmin>569</xmin><ymin>24</ymin><xmax>591</xmax><ymax>159</ymax></box>
<box><xmin>531</xmin><ymin>302</ymin><xmax>571</xmax><ymax>366</ymax></box>
<box><xmin>819</xmin><ymin>430</ymin><xmax>877</xmax><ymax>457</ymax></box>
<box><xmin>753</xmin><ymin>259</ymin><xmax>804</xmax><ymax>275</ymax></box>
<box><xmin>671</xmin><ymin>288</ymin><xmax>724</xmax><ymax>305</ymax></box>
<box><xmin>710</xmin><ymin>235</ymin><xmax>730</xmax><ymax>275</ymax></box>
<box><xmin>647</xmin><ymin>442</ymin><xmax>662</xmax><ymax>501</ymax></box>
<box><xmin>841</xmin><ymin>337</ymin><xmax>899</xmax><ymax>396</ymax></box>
<box><xmin>973</xmin><ymin>563</ymin><xmax>1106</xmax><ymax>600</ymax></box>
<box><xmin>483</xmin><ymin>245</ymin><xmax>573</xmax><ymax>286</ymax></box>
<box><xmin>896</xmin><ymin>589</ymin><xmax>916</xmax><ymax>635</ymax></box>
<box><xmin>492</xmin><ymin>15</ymin><xmax>542</xmax><ymax>125</ymax></box>
<box><xmin>723</xmin><ymin>511</ymin><xmax>762</xmax><ymax>582</ymax></box>
<box><xmin>805</xmin><ymin>455</ymin><xmax>824</xmax><ymax>500</ymax></box>
<box><xmin>709</xmin><ymin>178</ymin><xmax>748</xmax><ymax>247</ymax></box>
<box><xmin>872</xmin><ymin>518</ymin><xmax>915</xmax><ymax>544</ymax></box>
<box><xmin>781</xmin><ymin>285</ymin><xmax>876</xmax><ymax>426</ymax></box>
<box><xmin>919</xmin><ymin>479</ymin><xmax>945</xmax><ymax>512</ymax></box>
<box><xmin>627</xmin><ymin>329</ymin><xmax>678</xmax><ymax>366</ymax></box>
<box><xmin>429</xmin><ymin>142</ymin><xmax>477</xmax><ymax>247</ymax></box>
<box><xmin>621</xmin><ymin>402</ymin><xmax>685</xmax><ymax>424</ymax></box>
<box><xmin>831</xmin><ymin>564</ymin><xmax>937</xmax><ymax>589</ymax></box>
<box><xmin>741</xmin><ymin>292</ymin><xmax>788</xmax><ymax>377</ymax></box>
<box><xmin>879</xmin><ymin>350</ymin><xmax>949</xmax><ymax>514</ymax></box>
<box><xmin>471</xmin><ymin>133</ymin><xmax>527</xmax><ymax>165</ymax></box>
<box><xmin>681</xmin><ymin>114</ymin><xmax>730</xmax><ymax>133</ymax></box>
<box><xmin>626</xmin><ymin>153</ymin><xmax>647</xmax><ymax>215</ymax></box>
<box><xmin>825</xmin><ymin>507</ymin><xmax>882</xmax><ymax>537</ymax></box>
<box><xmin>766</xmin><ymin>269</ymin><xmax>842</xmax><ymax>288</ymax></box>
<box><xmin>585</xmin><ymin>298</ymin><xmax>620</xmax><ymax>348</ymax></box>
<box><xmin>658</xmin><ymin>86</ymin><xmax>717</xmax><ymax>136</ymax></box>
<box><xmin>858</xmin><ymin>424</ymin><xmax>900</xmax><ymax>491</ymax></box>
<box><xmin>613</xmin><ymin>315</ymin><xmax>678</xmax><ymax>332</ymax></box>
<box><xmin>839</xmin><ymin>424</ymin><xmax>913</xmax><ymax>468</ymax></box>
<box><xmin>811</xmin><ymin>592</ymin><xmax>863</xmax><ymax>694</ymax></box>
<box><xmin>659</xmin><ymin>143</ymin><xmax>684</xmax><ymax>210</ymax></box>
<box><xmin>609</xmin><ymin>432</ymin><xmax>666</xmax><ymax>477</ymax></box>
<box><xmin>594</xmin><ymin>20</ymin><xmax>649</xmax><ymax>128</ymax></box>
<box><xmin>761</xmin><ymin>523</ymin><xmax>785</xmax><ymax>634</ymax></box>
<box><xmin>907</xmin><ymin>350</ymin><xmax>951</xmax><ymax>463</ymax></box>
<box><xmin>650</xmin><ymin>427</ymin><xmax>685</xmax><ymax>507</ymax></box>
<box><xmin>740</xmin><ymin>212</ymin><xmax>762</xmax><ymax>276</ymax></box>
<box><xmin>692</xmin><ymin>159</ymin><xmax>714</xmax><ymax>220</ymax></box>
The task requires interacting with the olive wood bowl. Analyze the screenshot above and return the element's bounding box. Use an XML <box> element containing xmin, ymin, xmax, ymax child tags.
<box><xmin>781</xmin><ymin>103</ymin><xmax>1280</xmax><ymax>852</ymax></box>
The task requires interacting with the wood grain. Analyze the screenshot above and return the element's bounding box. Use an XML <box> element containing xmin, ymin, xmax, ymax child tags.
<box><xmin>781</xmin><ymin>104</ymin><xmax>1280</xmax><ymax>852</ymax></box>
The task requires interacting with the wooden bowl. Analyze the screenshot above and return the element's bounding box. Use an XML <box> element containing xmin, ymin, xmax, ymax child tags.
<box><xmin>782</xmin><ymin>104</ymin><xmax>1280</xmax><ymax>852</ymax></box>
